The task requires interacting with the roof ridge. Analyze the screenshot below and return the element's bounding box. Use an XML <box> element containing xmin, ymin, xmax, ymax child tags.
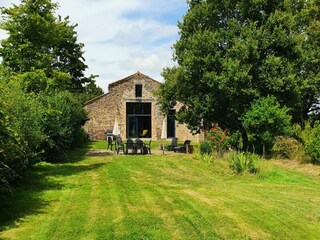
<box><xmin>108</xmin><ymin>71</ymin><xmax>159</xmax><ymax>89</ymax></box>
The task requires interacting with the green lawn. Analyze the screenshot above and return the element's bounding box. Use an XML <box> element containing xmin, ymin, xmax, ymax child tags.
<box><xmin>1</xmin><ymin>142</ymin><xmax>320</xmax><ymax>239</ymax></box>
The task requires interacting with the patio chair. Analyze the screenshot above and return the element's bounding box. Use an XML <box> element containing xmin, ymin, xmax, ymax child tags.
<box><xmin>164</xmin><ymin>137</ymin><xmax>178</xmax><ymax>151</ymax></box>
<box><xmin>144</xmin><ymin>139</ymin><xmax>152</xmax><ymax>154</ymax></box>
<box><xmin>107</xmin><ymin>136</ymin><xmax>115</xmax><ymax>150</ymax></box>
<box><xmin>115</xmin><ymin>136</ymin><xmax>125</xmax><ymax>154</ymax></box>
<box><xmin>174</xmin><ymin>140</ymin><xmax>191</xmax><ymax>153</ymax></box>
<box><xmin>125</xmin><ymin>138</ymin><xmax>135</xmax><ymax>154</ymax></box>
<box><xmin>135</xmin><ymin>138</ymin><xmax>145</xmax><ymax>154</ymax></box>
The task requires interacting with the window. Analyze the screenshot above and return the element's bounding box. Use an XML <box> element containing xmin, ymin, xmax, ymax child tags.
<box><xmin>126</xmin><ymin>102</ymin><xmax>152</xmax><ymax>138</ymax></box>
<box><xmin>135</xmin><ymin>84</ymin><xmax>142</xmax><ymax>98</ymax></box>
<box><xmin>167</xmin><ymin>110</ymin><xmax>176</xmax><ymax>138</ymax></box>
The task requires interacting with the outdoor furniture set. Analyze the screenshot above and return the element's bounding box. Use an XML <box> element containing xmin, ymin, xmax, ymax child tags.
<box><xmin>106</xmin><ymin>134</ymin><xmax>192</xmax><ymax>154</ymax></box>
<box><xmin>163</xmin><ymin>138</ymin><xmax>192</xmax><ymax>153</ymax></box>
<box><xmin>114</xmin><ymin>136</ymin><xmax>152</xmax><ymax>155</ymax></box>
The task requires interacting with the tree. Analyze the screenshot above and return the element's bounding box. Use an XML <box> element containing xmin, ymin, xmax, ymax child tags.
<box><xmin>77</xmin><ymin>75</ymin><xmax>104</xmax><ymax>103</ymax></box>
<box><xmin>242</xmin><ymin>96</ymin><xmax>292</xmax><ymax>156</ymax></box>
<box><xmin>0</xmin><ymin>0</ymin><xmax>91</xmax><ymax>92</ymax></box>
<box><xmin>158</xmin><ymin>0</ymin><xmax>320</xmax><ymax>143</ymax></box>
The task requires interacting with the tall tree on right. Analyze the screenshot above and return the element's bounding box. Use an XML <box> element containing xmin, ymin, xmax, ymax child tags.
<box><xmin>158</xmin><ymin>0</ymin><xmax>320</xmax><ymax>142</ymax></box>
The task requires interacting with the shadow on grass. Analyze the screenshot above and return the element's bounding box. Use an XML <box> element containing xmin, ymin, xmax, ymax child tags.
<box><xmin>0</xmin><ymin>142</ymin><xmax>106</xmax><ymax>231</ymax></box>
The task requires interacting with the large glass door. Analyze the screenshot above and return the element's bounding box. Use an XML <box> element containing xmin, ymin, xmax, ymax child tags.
<box><xmin>126</xmin><ymin>103</ymin><xmax>152</xmax><ymax>138</ymax></box>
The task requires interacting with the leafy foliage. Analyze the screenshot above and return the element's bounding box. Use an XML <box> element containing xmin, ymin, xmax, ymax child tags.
<box><xmin>39</xmin><ymin>91</ymin><xmax>88</xmax><ymax>162</ymax></box>
<box><xmin>199</xmin><ymin>141</ymin><xmax>213</xmax><ymax>155</ymax></box>
<box><xmin>272</xmin><ymin>136</ymin><xmax>305</xmax><ymax>161</ymax></box>
<box><xmin>0</xmin><ymin>79</ymin><xmax>46</xmax><ymax>193</ymax></box>
<box><xmin>78</xmin><ymin>75</ymin><xmax>104</xmax><ymax>103</ymax></box>
<box><xmin>304</xmin><ymin>122</ymin><xmax>320</xmax><ymax>164</ymax></box>
<box><xmin>0</xmin><ymin>0</ymin><xmax>98</xmax><ymax>93</ymax></box>
<box><xmin>0</xmin><ymin>0</ymin><xmax>100</xmax><ymax>193</ymax></box>
<box><xmin>204</xmin><ymin>123</ymin><xmax>230</xmax><ymax>154</ymax></box>
<box><xmin>242</xmin><ymin>96</ymin><xmax>292</xmax><ymax>154</ymax></box>
<box><xmin>228</xmin><ymin>152</ymin><xmax>260</xmax><ymax>174</ymax></box>
<box><xmin>158</xmin><ymin>0</ymin><xmax>320</xmax><ymax>143</ymax></box>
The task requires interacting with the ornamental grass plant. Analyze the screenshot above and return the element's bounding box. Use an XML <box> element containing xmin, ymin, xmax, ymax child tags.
<box><xmin>228</xmin><ymin>152</ymin><xmax>260</xmax><ymax>174</ymax></box>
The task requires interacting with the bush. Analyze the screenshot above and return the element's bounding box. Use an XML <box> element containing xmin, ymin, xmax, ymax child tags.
<box><xmin>200</xmin><ymin>141</ymin><xmax>213</xmax><ymax>155</ymax></box>
<box><xmin>293</xmin><ymin>121</ymin><xmax>313</xmax><ymax>144</ymax></box>
<box><xmin>39</xmin><ymin>91</ymin><xmax>88</xmax><ymax>162</ymax></box>
<box><xmin>204</xmin><ymin>123</ymin><xmax>231</xmax><ymax>154</ymax></box>
<box><xmin>0</xmin><ymin>76</ymin><xmax>88</xmax><ymax>193</ymax></box>
<box><xmin>304</xmin><ymin>123</ymin><xmax>320</xmax><ymax>164</ymax></box>
<box><xmin>0</xmin><ymin>81</ymin><xmax>46</xmax><ymax>193</ymax></box>
<box><xmin>242</xmin><ymin>96</ymin><xmax>292</xmax><ymax>156</ymax></box>
<box><xmin>272</xmin><ymin>136</ymin><xmax>304</xmax><ymax>161</ymax></box>
<box><xmin>228</xmin><ymin>152</ymin><xmax>260</xmax><ymax>174</ymax></box>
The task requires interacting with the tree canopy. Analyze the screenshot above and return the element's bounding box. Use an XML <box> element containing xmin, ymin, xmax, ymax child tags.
<box><xmin>158</xmin><ymin>0</ymin><xmax>320</xmax><ymax>137</ymax></box>
<box><xmin>0</xmin><ymin>0</ymin><xmax>97</xmax><ymax>92</ymax></box>
<box><xmin>0</xmin><ymin>0</ymin><xmax>103</xmax><ymax>193</ymax></box>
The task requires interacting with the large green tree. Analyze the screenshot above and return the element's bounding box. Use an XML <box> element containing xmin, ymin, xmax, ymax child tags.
<box><xmin>158</xmin><ymin>0</ymin><xmax>320</xmax><ymax>139</ymax></box>
<box><xmin>0</xmin><ymin>0</ymin><xmax>94</xmax><ymax>92</ymax></box>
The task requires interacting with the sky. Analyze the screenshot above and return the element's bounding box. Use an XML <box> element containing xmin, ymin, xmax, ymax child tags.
<box><xmin>0</xmin><ymin>0</ymin><xmax>188</xmax><ymax>92</ymax></box>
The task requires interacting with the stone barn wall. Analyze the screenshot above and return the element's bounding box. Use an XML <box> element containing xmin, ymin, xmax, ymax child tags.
<box><xmin>83</xmin><ymin>72</ymin><xmax>202</xmax><ymax>143</ymax></box>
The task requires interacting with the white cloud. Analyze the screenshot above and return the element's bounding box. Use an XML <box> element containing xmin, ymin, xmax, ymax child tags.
<box><xmin>0</xmin><ymin>0</ymin><xmax>187</xmax><ymax>91</ymax></box>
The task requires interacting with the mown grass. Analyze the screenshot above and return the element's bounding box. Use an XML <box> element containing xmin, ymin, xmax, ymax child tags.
<box><xmin>0</xmin><ymin>142</ymin><xmax>320</xmax><ymax>239</ymax></box>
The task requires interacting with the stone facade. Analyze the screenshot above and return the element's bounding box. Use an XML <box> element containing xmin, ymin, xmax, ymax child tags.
<box><xmin>84</xmin><ymin>72</ymin><xmax>202</xmax><ymax>142</ymax></box>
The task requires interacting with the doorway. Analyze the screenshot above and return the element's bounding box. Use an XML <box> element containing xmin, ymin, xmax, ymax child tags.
<box><xmin>126</xmin><ymin>103</ymin><xmax>152</xmax><ymax>138</ymax></box>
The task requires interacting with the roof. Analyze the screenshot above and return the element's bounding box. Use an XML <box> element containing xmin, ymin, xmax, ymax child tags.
<box><xmin>84</xmin><ymin>71</ymin><xmax>160</xmax><ymax>106</ymax></box>
<box><xmin>84</xmin><ymin>92</ymin><xmax>110</xmax><ymax>106</ymax></box>
<box><xmin>108</xmin><ymin>71</ymin><xmax>160</xmax><ymax>89</ymax></box>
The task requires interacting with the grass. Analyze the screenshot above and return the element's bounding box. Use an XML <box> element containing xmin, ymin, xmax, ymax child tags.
<box><xmin>0</xmin><ymin>142</ymin><xmax>320</xmax><ymax>239</ymax></box>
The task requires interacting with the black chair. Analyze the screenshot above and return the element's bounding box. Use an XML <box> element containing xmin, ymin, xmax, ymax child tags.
<box><xmin>107</xmin><ymin>136</ymin><xmax>115</xmax><ymax>150</ymax></box>
<box><xmin>115</xmin><ymin>136</ymin><xmax>125</xmax><ymax>154</ymax></box>
<box><xmin>144</xmin><ymin>139</ymin><xmax>152</xmax><ymax>154</ymax></box>
<box><xmin>135</xmin><ymin>138</ymin><xmax>145</xmax><ymax>154</ymax></box>
<box><xmin>164</xmin><ymin>137</ymin><xmax>178</xmax><ymax>151</ymax></box>
<box><xmin>174</xmin><ymin>140</ymin><xmax>191</xmax><ymax>153</ymax></box>
<box><xmin>125</xmin><ymin>138</ymin><xmax>135</xmax><ymax>154</ymax></box>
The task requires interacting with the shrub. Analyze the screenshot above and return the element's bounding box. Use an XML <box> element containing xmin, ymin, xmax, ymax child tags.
<box><xmin>0</xmin><ymin>81</ymin><xmax>46</xmax><ymax>193</ymax></box>
<box><xmin>293</xmin><ymin>121</ymin><xmax>313</xmax><ymax>144</ymax></box>
<box><xmin>227</xmin><ymin>131</ymin><xmax>243</xmax><ymax>150</ymax></box>
<box><xmin>205</xmin><ymin>123</ymin><xmax>231</xmax><ymax>154</ymax></box>
<box><xmin>228</xmin><ymin>152</ymin><xmax>260</xmax><ymax>174</ymax></box>
<box><xmin>200</xmin><ymin>141</ymin><xmax>213</xmax><ymax>155</ymax></box>
<box><xmin>272</xmin><ymin>136</ymin><xmax>304</xmax><ymax>161</ymax></box>
<box><xmin>39</xmin><ymin>91</ymin><xmax>88</xmax><ymax>162</ymax></box>
<box><xmin>304</xmin><ymin>123</ymin><xmax>320</xmax><ymax>164</ymax></box>
<box><xmin>242</xmin><ymin>96</ymin><xmax>292</xmax><ymax>156</ymax></box>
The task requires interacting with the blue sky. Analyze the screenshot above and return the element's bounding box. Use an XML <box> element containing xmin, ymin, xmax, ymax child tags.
<box><xmin>0</xmin><ymin>0</ymin><xmax>188</xmax><ymax>91</ymax></box>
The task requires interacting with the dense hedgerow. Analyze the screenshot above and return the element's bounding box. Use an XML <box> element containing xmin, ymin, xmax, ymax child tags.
<box><xmin>303</xmin><ymin>122</ymin><xmax>320</xmax><ymax>164</ymax></box>
<box><xmin>0</xmin><ymin>78</ymin><xmax>88</xmax><ymax>193</ymax></box>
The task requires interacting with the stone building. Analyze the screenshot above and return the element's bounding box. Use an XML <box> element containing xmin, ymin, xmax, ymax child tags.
<box><xmin>83</xmin><ymin>71</ymin><xmax>202</xmax><ymax>142</ymax></box>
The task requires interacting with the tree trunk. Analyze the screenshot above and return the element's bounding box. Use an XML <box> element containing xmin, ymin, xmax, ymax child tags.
<box><xmin>241</xmin><ymin>130</ymin><xmax>249</xmax><ymax>151</ymax></box>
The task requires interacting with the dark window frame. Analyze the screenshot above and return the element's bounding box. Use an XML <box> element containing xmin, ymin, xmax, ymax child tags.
<box><xmin>167</xmin><ymin>109</ymin><xmax>176</xmax><ymax>138</ymax></box>
<box><xmin>126</xmin><ymin>102</ymin><xmax>152</xmax><ymax>138</ymax></box>
<box><xmin>135</xmin><ymin>84</ymin><xmax>142</xmax><ymax>98</ymax></box>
